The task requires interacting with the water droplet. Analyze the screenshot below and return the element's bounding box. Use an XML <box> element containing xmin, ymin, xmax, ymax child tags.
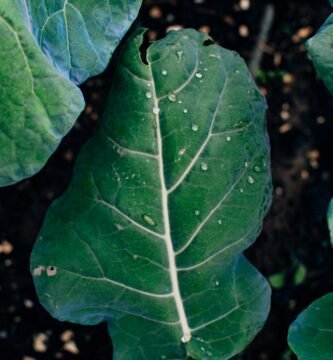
<box><xmin>201</xmin><ymin>162</ymin><xmax>208</xmax><ymax>171</ymax></box>
<box><xmin>226</xmin><ymin>136</ymin><xmax>231</xmax><ymax>142</ymax></box>
<box><xmin>176</xmin><ymin>51</ymin><xmax>184</xmax><ymax>60</ymax></box>
<box><xmin>196</xmin><ymin>72</ymin><xmax>203</xmax><ymax>79</ymax></box>
<box><xmin>162</xmin><ymin>70</ymin><xmax>168</xmax><ymax>75</ymax></box>
<box><xmin>168</xmin><ymin>93</ymin><xmax>176</xmax><ymax>102</ymax></box>
<box><xmin>179</xmin><ymin>148</ymin><xmax>186</xmax><ymax>156</ymax></box>
<box><xmin>153</xmin><ymin>107</ymin><xmax>160</xmax><ymax>115</ymax></box>
<box><xmin>183</xmin><ymin>109</ymin><xmax>188</xmax><ymax>113</ymax></box>
<box><xmin>115</xmin><ymin>223</ymin><xmax>124</xmax><ymax>230</ymax></box>
<box><xmin>192</xmin><ymin>124</ymin><xmax>199</xmax><ymax>132</ymax></box>
<box><xmin>142</xmin><ymin>214</ymin><xmax>156</xmax><ymax>226</ymax></box>
<box><xmin>146</xmin><ymin>91</ymin><xmax>152</xmax><ymax>99</ymax></box>
<box><xmin>195</xmin><ymin>210</ymin><xmax>200</xmax><ymax>216</ymax></box>
<box><xmin>247</xmin><ymin>176</ymin><xmax>255</xmax><ymax>184</ymax></box>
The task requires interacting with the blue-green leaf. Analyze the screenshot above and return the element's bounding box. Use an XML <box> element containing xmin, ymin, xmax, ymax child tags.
<box><xmin>306</xmin><ymin>13</ymin><xmax>333</xmax><ymax>94</ymax></box>
<box><xmin>27</xmin><ymin>0</ymin><xmax>142</xmax><ymax>85</ymax></box>
<box><xmin>31</xmin><ymin>29</ymin><xmax>272</xmax><ymax>360</ymax></box>
<box><xmin>0</xmin><ymin>0</ymin><xmax>141</xmax><ymax>186</ymax></box>
<box><xmin>288</xmin><ymin>293</ymin><xmax>333</xmax><ymax>360</ymax></box>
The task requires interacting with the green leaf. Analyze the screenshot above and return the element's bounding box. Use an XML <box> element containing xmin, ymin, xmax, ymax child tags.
<box><xmin>328</xmin><ymin>199</ymin><xmax>333</xmax><ymax>246</ymax></box>
<box><xmin>288</xmin><ymin>293</ymin><xmax>333</xmax><ymax>360</ymax></box>
<box><xmin>306</xmin><ymin>13</ymin><xmax>333</xmax><ymax>94</ymax></box>
<box><xmin>288</xmin><ymin>203</ymin><xmax>333</xmax><ymax>359</ymax></box>
<box><xmin>31</xmin><ymin>29</ymin><xmax>272</xmax><ymax>360</ymax></box>
<box><xmin>0</xmin><ymin>0</ymin><xmax>141</xmax><ymax>186</ymax></box>
<box><xmin>268</xmin><ymin>272</ymin><xmax>285</xmax><ymax>289</ymax></box>
<box><xmin>294</xmin><ymin>264</ymin><xmax>307</xmax><ymax>286</ymax></box>
<box><xmin>27</xmin><ymin>0</ymin><xmax>142</xmax><ymax>85</ymax></box>
<box><xmin>0</xmin><ymin>0</ymin><xmax>84</xmax><ymax>186</ymax></box>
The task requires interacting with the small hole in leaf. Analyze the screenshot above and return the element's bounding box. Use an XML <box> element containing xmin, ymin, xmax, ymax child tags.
<box><xmin>203</xmin><ymin>39</ymin><xmax>215</xmax><ymax>47</ymax></box>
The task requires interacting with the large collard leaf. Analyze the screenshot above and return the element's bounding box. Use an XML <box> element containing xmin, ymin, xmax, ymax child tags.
<box><xmin>0</xmin><ymin>0</ymin><xmax>84</xmax><ymax>186</ymax></box>
<box><xmin>27</xmin><ymin>0</ymin><xmax>142</xmax><ymax>85</ymax></box>
<box><xmin>288</xmin><ymin>201</ymin><xmax>333</xmax><ymax>360</ymax></box>
<box><xmin>0</xmin><ymin>0</ymin><xmax>141</xmax><ymax>187</ymax></box>
<box><xmin>306</xmin><ymin>12</ymin><xmax>333</xmax><ymax>94</ymax></box>
<box><xmin>31</xmin><ymin>29</ymin><xmax>272</xmax><ymax>359</ymax></box>
<box><xmin>288</xmin><ymin>293</ymin><xmax>333</xmax><ymax>360</ymax></box>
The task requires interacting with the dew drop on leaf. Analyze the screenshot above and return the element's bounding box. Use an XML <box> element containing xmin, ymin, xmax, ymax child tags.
<box><xmin>201</xmin><ymin>162</ymin><xmax>208</xmax><ymax>171</ymax></box>
<box><xmin>247</xmin><ymin>176</ymin><xmax>255</xmax><ymax>184</ymax></box>
<box><xmin>168</xmin><ymin>93</ymin><xmax>177</xmax><ymax>102</ymax></box>
<box><xmin>142</xmin><ymin>214</ymin><xmax>156</xmax><ymax>226</ymax></box>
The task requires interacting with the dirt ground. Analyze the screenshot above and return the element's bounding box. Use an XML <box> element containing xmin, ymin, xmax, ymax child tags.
<box><xmin>1</xmin><ymin>0</ymin><xmax>333</xmax><ymax>359</ymax></box>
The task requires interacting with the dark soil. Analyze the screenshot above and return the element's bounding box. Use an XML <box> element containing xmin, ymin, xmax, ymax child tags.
<box><xmin>1</xmin><ymin>0</ymin><xmax>333</xmax><ymax>359</ymax></box>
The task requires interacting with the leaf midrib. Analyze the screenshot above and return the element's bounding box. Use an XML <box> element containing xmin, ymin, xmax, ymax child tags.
<box><xmin>147</xmin><ymin>60</ymin><xmax>192</xmax><ymax>343</ymax></box>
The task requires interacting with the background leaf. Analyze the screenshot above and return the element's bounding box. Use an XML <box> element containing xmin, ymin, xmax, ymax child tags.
<box><xmin>288</xmin><ymin>202</ymin><xmax>333</xmax><ymax>359</ymax></box>
<box><xmin>0</xmin><ymin>0</ymin><xmax>142</xmax><ymax>186</ymax></box>
<box><xmin>288</xmin><ymin>293</ymin><xmax>333</xmax><ymax>360</ymax></box>
<box><xmin>27</xmin><ymin>0</ymin><xmax>142</xmax><ymax>85</ymax></box>
<box><xmin>31</xmin><ymin>29</ymin><xmax>272</xmax><ymax>360</ymax></box>
<box><xmin>0</xmin><ymin>0</ymin><xmax>84</xmax><ymax>186</ymax></box>
<box><xmin>306</xmin><ymin>13</ymin><xmax>333</xmax><ymax>94</ymax></box>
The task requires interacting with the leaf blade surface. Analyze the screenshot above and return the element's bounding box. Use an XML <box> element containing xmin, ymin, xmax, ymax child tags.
<box><xmin>306</xmin><ymin>13</ymin><xmax>333</xmax><ymax>94</ymax></box>
<box><xmin>0</xmin><ymin>0</ymin><xmax>141</xmax><ymax>186</ymax></box>
<box><xmin>31</xmin><ymin>29</ymin><xmax>272</xmax><ymax>360</ymax></box>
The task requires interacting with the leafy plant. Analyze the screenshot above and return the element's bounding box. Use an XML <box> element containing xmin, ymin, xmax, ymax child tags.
<box><xmin>288</xmin><ymin>293</ymin><xmax>333</xmax><ymax>360</ymax></box>
<box><xmin>306</xmin><ymin>4</ymin><xmax>333</xmax><ymax>95</ymax></box>
<box><xmin>288</xmin><ymin>202</ymin><xmax>333</xmax><ymax>360</ymax></box>
<box><xmin>288</xmin><ymin>4</ymin><xmax>333</xmax><ymax>356</ymax></box>
<box><xmin>31</xmin><ymin>28</ymin><xmax>272</xmax><ymax>359</ymax></box>
<box><xmin>0</xmin><ymin>0</ymin><xmax>141</xmax><ymax>186</ymax></box>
